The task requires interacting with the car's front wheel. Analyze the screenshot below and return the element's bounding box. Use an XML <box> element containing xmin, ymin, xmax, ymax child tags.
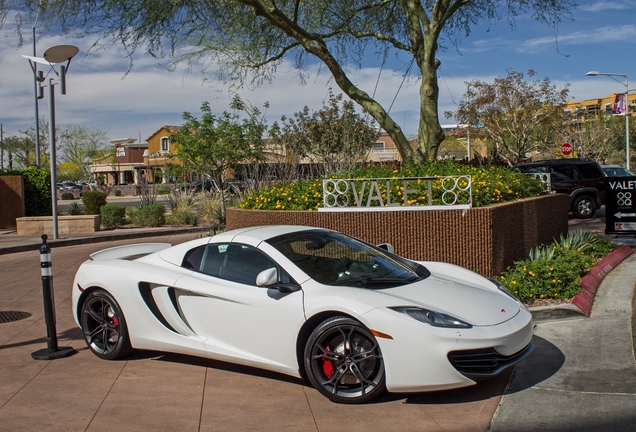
<box><xmin>80</xmin><ymin>290</ymin><xmax>133</xmax><ymax>360</ymax></box>
<box><xmin>304</xmin><ymin>316</ymin><xmax>386</xmax><ymax>404</ymax></box>
<box><xmin>572</xmin><ymin>195</ymin><xmax>596</xmax><ymax>219</ymax></box>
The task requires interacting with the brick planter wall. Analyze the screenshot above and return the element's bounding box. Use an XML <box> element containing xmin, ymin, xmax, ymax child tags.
<box><xmin>226</xmin><ymin>194</ymin><xmax>568</xmax><ymax>277</ymax></box>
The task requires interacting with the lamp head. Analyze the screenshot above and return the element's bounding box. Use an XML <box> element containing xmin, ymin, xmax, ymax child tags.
<box><xmin>43</xmin><ymin>45</ymin><xmax>79</xmax><ymax>63</ymax></box>
<box><xmin>585</xmin><ymin>71</ymin><xmax>599</xmax><ymax>76</ymax></box>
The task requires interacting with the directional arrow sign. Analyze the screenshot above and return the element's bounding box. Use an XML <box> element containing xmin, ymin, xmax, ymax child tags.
<box><xmin>605</xmin><ymin>176</ymin><xmax>636</xmax><ymax>235</ymax></box>
<box><xmin>614</xmin><ymin>212</ymin><xmax>636</xmax><ymax>219</ymax></box>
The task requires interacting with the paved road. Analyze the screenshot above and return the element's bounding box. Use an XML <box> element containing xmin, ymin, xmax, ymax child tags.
<box><xmin>1</xmin><ymin>211</ymin><xmax>634</xmax><ymax>431</ymax></box>
<box><xmin>57</xmin><ymin>195</ymin><xmax>173</xmax><ymax>214</ymax></box>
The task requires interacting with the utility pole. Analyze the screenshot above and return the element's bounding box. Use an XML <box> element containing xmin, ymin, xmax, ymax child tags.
<box><xmin>1</xmin><ymin>123</ymin><xmax>4</xmax><ymax>171</ymax></box>
<box><xmin>33</xmin><ymin>25</ymin><xmax>41</xmax><ymax>168</ymax></box>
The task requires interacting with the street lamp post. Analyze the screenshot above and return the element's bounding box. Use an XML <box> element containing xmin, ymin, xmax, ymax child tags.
<box><xmin>585</xmin><ymin>71</ymin><xmax>630</xmax><ymax>171</ymax></box>
<box><xmin>23</xmin><ymin>45</ymin><xmax>79</xmax><ymax>239</ymax></box>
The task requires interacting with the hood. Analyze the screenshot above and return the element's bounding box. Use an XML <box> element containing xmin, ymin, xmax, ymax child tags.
<box><xmin>379</xmin><ymin>274</ymin><xmax>520</xmax><ymax>326</ymax></box>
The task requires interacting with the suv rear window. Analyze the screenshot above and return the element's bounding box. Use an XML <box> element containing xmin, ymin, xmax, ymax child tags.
<box><xmin>576</xmin><ymin>163</ymin><xmax>604</xmax><ymax>180</ymax></box>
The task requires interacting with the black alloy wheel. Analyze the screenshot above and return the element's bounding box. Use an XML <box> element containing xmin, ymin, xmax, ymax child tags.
<box><xmin>305</xmin><ymin>316</ymin><xmax>386</xmax><ymax>404</ymax></box>
<box><xmin>81</xmin><ymin>290</ymin><xmax>133</xmax><ymax>360</ymax></box>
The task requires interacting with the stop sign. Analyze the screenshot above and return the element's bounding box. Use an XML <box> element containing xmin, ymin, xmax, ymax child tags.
<box><xmin>561</xmin><ymin>142</ymin><xmax>573</xmax><ymax>156</ymax></box>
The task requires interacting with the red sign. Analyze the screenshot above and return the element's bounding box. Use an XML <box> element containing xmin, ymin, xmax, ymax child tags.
<box><xmin>561</xmin><ymin>142</ymin><xmax>573</xmax><ymax>156</ymax></box>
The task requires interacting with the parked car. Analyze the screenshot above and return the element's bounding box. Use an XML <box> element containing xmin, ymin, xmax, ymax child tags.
<box><xmin>514</xmin><ymin>158</ymin><xmax>606</xmax><ymax>219</ymax></box>
<box><xmin>71</xmin><ymin>226</ymin><xmax>533</xmax><ymax>404</ymax></box>
<box><xmin>189</xmin><ymin>179</ymin><xmax>213</xmax><ymax>192</ymax></box>
<box><xmin>60</xmin><ymin>181</ymin><xmax>83</xmax><ymax>191</ymax></box>
<box><xmin>190</xmin><ymin>178</ymin><xmax>245</xmax><ymax>194</ymax></box>
<box><xmin>601</xmin><ymin>165</ymin><xmax>635</xmax><ymax>177</ymax></box>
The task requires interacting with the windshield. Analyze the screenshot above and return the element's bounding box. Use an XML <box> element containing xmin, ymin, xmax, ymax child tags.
<box><xmin>267</xmin><ymin>230</ymin><xmax>427</xmax><ymax>288</ymax></box>
<box><xmin>603</xmin><ymin>167</ymin><xmax>634</xmax><ymax>177</ymax></box>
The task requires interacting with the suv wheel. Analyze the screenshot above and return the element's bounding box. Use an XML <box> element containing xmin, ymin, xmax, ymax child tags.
<box><xmin>572</xmin><ymin>195</ymin><xmax>596</xmax><ymax>219</ymax></box>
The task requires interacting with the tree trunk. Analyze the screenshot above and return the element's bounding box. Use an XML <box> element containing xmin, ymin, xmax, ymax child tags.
<box><xmin>303</xmin><ymin>41</ymin><xmax>417</xmax><ymax>165</ymax></box>
<box><xmin>417</xmin><ymin>58</ymin><xmax>444</xmax><ymax>161</ymax></box>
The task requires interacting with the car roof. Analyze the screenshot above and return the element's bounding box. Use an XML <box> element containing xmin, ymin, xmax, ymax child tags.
<box><xmin>157</xmin><ymin>225</ymin><xmax>324</xmax><ymax>265</ymax></box>
<box><xmin>515</xmin><ymin>158</ymin><xmax>599</xmax><ymax>167</ymax></box>
<box><xmin>227</xmin><ymin>225</ymin><xmax>322</xmax><ymax>243</ymax></box>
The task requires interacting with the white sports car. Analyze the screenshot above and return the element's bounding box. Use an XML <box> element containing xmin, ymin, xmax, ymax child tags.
<box><xmin>72</xmin><ymin>225</ymin><xmax>533</xmax><ymax>404</ymax></box>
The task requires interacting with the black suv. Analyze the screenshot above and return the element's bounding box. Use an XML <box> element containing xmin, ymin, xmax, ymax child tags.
<box><xmin>514</xmin><ymin>158</ymin><xmax>606</xmax><ymax>219</ymax></box>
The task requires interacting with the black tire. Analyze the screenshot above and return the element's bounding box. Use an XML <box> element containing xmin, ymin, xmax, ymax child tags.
<box><xmin>80</xmin><ymin>290</ymin><xmax>133</xmax><ymax>360</ymax></box>
<box><xmin>304</xmin><ymin>316</ymin><xmax>386</xmax><ymax>404</ymax></box>
<box><xmin>572</xmin><ymin>195</ymin><xmax>596</xmax><ymax>219</ymax></box>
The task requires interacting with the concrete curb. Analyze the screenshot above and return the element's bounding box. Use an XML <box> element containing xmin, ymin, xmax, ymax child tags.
<box><xmin>528</xmin><ymin>303</ymin><xmax>586</xmax><ymax>322</ymax></box>
<box><xmin>572</xmin><ymin>244</ymin><xmax>635</xmax><ymax>316</ymax></box>
<box><xmin>528</xmin><ymin>245</ymin><xmax>634</xmax><ymax>322</ymax></box>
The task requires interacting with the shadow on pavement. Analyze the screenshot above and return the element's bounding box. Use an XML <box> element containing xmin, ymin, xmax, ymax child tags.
<box><xmin>134</xmin><ymin>350</ymin><xmax>310</xmax><ymax>387</ymax></box>
<box><xmin>503</xmin><ymin>335</ymin><xmax>565</xmax><ymax>394</ymax></box>
<box><xmin>0</xmin><ymin>327</ymin><xmax>82</xmax><ymax>351</ymax></box>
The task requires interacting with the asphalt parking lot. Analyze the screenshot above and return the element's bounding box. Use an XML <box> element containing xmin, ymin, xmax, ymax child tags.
<box><xmin>0</xmin><ymin>218</ymin><xmax>635</xmax><ymax>431</ymax></box>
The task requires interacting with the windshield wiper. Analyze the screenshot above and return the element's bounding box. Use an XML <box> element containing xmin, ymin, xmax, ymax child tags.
<box><xmin>330</xmin><ymin>275</ymin><xmax>420</xmax><ymax>287</ymax></box>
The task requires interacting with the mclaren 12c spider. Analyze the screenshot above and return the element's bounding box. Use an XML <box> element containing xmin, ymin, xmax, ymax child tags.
<box><xmin>72</xmin><ymin>225</ymin><xmax>533</xmax><ymax>404</ymax></box>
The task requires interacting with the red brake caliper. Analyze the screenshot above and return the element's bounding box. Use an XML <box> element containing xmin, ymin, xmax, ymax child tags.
<box><xmin>322</xmin><ymin>345</ymin><xmax>334</xmax><ymax>379</ymax></box>
<box><xmin>112</xmin><ymin>316</ymin><xmax>119</xmax><ymax>328</ymax></box>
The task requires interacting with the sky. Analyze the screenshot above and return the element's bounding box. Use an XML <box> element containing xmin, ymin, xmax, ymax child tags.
<box><xmin>1</xmin><ymin>0</ymin><xmax>636</xmax><ymax>147</ymax></box>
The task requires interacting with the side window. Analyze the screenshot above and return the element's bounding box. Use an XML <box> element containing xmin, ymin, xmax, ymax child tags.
<box><xmin>550</xmin><ymin>165</ymin><xmax>577</xmax><ymax>181</ymax></box>
<box><xmin>182</xmin><ymin>245</ymin><xmax>205</xmax><ymax>270</ymax></box>
<box><xmin>191</xmin><ymin>243</ymin><xmax>287</xmax><ymax>286</ymax></box>
<box><xmin>577</xmin><ymin>163</ymin><xmax>603</xmax><ymax>180</ymax></box>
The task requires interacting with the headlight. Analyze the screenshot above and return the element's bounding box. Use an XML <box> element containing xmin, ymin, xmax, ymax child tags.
<box><xmin>489</xmin><ymin>278</ymin><xmax>518</xmax><ymax>300</ymax></box>
<box><xmin>391</xmin><ymin>307</ymin><xmax>472</xmax><ymax>328</ymax></box>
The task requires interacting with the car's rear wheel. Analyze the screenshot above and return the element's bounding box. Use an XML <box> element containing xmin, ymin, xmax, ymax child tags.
<box><xmin>81</xmin><ymin>290</ymin><xmax>133</xmax><ymax>360</ymax></box>
<box><xmin>572</xmin><ymin>195</ymin><xmax>596</xmax><ymax>219</ymax></box>
<box><xmin>304</xmin><ymin>316</ymin><xmax>386</xmax><ymax>404</ymax></box>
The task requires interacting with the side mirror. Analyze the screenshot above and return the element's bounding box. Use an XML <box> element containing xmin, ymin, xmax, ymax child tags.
<box><xmin>377</xmin><ymin>243</ymin><xmax>395</xmax><ymax>253</ymax></box>
<box><xmin>256</xmin><ymin>267</ymin><xmax>278</xmax><ymax>286</ymax></box>
<box><xmin>256</xmin><ymin>267</ymin><xmax>301</xmax><ymax>293</ymax></box>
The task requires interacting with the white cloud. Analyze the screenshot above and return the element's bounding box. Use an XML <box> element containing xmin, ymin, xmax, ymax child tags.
<box><xmin>580</xmin><ymin>1</ymin><xmax>631</xmax><ymax>13</ymax></box>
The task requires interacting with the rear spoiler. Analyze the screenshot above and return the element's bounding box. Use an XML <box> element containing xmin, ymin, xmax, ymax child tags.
<box><xmin>89</xmin><ymin>243</ymin><xmax>172</xmax><ymax>261</ymax></box>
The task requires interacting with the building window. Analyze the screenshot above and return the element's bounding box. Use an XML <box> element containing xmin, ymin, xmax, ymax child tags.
<box><xmin>161</xmin><ymin>137</ymin><xmax>169</xmax><ymax>152</ymax></box>
<box><xmin>372</xmin><ymin>142</ymin><xmax>385</xmax><ymax>151</ymax></box>
<box><xmin>116</xmin><ymin>147</ymin><xmax>125</xmax><ymax>157</ymax></box>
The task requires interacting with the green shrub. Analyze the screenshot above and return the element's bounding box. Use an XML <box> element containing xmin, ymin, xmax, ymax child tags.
<box><xmin>82</xmin><ymin>191</ymin><xmax>108</xmax><ymax>215</ymax></box>
<box><xmin>60</xmin><ymin>191</ymin><xmax>75</xmax><ymax>200</ymax></box>
<box><xmin>169</xmin><ymin>193</ymin><xmax>199</xmax><ymax>226</ymax></box>
<box><xmin>131</xmin><ymin>204</ymin><xmax>165</xmax><ymax>227</ymax></box>
<box><xmin>239</xmin><ymin>161</ymin><xmax>546</xmax><ymax>211</ymax></box>
<box><xmin>113</xmin><ymin>188</ymin><xmax>122</xmax><ymax>197</ymax></box>
<box><xmin>499</xmin><ymin>230</ymin><xmax>614</xmax><ymax>303</ymax></box>
<box><xmin>1</xmin><ymin>167</ymin><xmax>53</xmax><ymax>216</ymax></box>
<box><xmin>100</xmin><ymin>205</ymin><xmax>126</xmax><ymax>229</ymax></box>
<box><xmin>67</xmin><ymin>202</ymin><xmax>84</xmax><ymax>215</ymax></box>
<box><xmin>156</xmin><ymin>185</ymin><xmax>171</xmax><ymax>195</ymax></box>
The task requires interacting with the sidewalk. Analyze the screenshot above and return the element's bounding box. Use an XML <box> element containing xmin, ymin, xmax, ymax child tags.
<box><xmin>0</xmin><ymin>229</ymin><xmax>509</xmax><ymax>432</ymax></box>
<box><xmin>491</xmin><ymin>253</ymin><xmax>636</xmax><ymax>432</ymax></box>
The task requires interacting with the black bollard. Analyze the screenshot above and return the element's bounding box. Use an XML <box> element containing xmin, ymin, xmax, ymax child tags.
<box><xmin>31</xmin><ymin>234</ymin><xmax>76</xmax><ymax>360</ymax></box>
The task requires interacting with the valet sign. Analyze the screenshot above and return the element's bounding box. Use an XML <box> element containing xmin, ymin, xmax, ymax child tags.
<box><xmin>605</xmin><ymin>177</ymin><xmax>636</xmax><ymax>235</ymax></box>
<box><xmin>319</xmin><ymin>176</ymin><xmax>472</xmax><ymax>212</ymax></box>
